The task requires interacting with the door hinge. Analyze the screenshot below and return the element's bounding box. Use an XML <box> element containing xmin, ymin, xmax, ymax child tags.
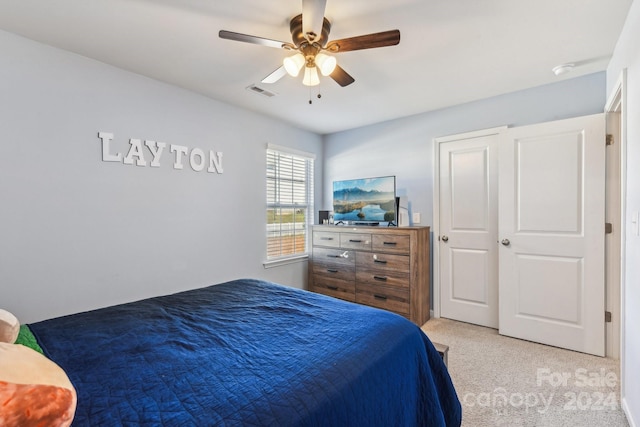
<box><xmin>605</xmin><ymin>223</ymin><xmax>613</xmax><ymax>234</ymax></box>
<box><xmin>605</xmin><ymin>311</ymin><xmax>612</xmax><ymax>323</ymax></box>
<box><xmin>606</xmin><ymin>134</ymin><xmax>614</xmax><ymax>146</ymax></box>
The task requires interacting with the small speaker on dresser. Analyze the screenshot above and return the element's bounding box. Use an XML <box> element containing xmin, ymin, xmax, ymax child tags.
<box><xmin>397</xmin><ymin>196</ymin><xmax>409</xmax><ymax>227</ymax></box>
<box><xmin>318</xmin><ymin>210</ymin><xmax>330</xmax><ymax>224</ymax></box>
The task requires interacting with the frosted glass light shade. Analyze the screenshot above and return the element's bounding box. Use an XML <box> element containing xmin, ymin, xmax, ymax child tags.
<box><xmin>315</xmin><ymin>53</ymin><xmax>337</xmax><ymax>76</ymax></box>
<box><xmin>302</xmin><ymin>66</ymin><xmax>320</xmax><ymax>86</ymax></box>
<box><xmin>283</xmin><ymin>53</ymin><xmax>305</xmax><ymax>77</ymax></box>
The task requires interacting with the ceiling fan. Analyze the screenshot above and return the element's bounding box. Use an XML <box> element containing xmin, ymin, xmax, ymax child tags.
<box><xmin>219</xmin><ymin>0</ymin><xmax>400</xmax><ymax>88</ymax></box>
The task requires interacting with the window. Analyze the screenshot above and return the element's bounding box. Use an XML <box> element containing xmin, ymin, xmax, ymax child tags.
<box><xmin>266</xmin><ymin>144</ymin><xmax>315</xmax><ymax>261</ymax></box>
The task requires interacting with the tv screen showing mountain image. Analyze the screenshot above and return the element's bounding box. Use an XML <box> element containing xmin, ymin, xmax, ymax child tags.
<box><xmin>333</xmin><ymin>176</ymin><xmax>396</xmax><ymax>224</ymax></box>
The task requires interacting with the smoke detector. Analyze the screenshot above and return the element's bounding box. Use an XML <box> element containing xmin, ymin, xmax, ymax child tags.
<box><xmin>552</xmin><ymin>63</ymin><xmax>575</xmax><ymax>76</ymax></box>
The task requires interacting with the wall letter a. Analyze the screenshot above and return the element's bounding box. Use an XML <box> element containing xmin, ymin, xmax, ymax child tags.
<box><xmin>123</xmin><ymin>139</ymin><xmax>147</xmax><ymax>166</ymax></box>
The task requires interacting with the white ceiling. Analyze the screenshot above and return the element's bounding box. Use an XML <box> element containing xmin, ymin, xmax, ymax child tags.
<box><xmin>0</xmin><ymin>0</ymin><xmax>632</xmax><ymax>134</ymax></box>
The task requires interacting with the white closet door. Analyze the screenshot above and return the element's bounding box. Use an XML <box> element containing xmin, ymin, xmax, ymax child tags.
<box><xmin>439</xmin><ymin>131</ymin><xmax>499</xmax><ymax>328</ymax></box>
<box><xmin>498</xmin><ymin>114</ymin><xmax>606</xmax><ymax>356</ymax></box>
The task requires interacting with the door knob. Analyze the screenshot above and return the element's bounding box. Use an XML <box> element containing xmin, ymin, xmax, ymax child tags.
<box><xmin>441</xmin><ymin>235</ymin><xmax>449</xmax><ymax>242</ymax></box>
<box><xmin>501</xmin><ymin>238</ymin><xmax>510</xmax><ymax>246</ymax></box>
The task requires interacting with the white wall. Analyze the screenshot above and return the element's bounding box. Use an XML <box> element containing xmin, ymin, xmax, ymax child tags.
<box><xmin>607</xmin><ymin>1</ymin><xmax>640</xmax><ymax>425</ymax></box>
<box><xmin>0</xmin><ymin>30</ymin><xmax>322</xmax><ymax>323</ymax></box>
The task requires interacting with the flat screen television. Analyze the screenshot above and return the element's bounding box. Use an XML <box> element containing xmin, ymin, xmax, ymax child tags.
<box><xmin>332</xmin><ymin>176</ymin><xmax>396</xmax><ymax>225</ymax></box>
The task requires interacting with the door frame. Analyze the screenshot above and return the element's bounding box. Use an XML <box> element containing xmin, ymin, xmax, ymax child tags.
<box><xmin>605</xmin><ymin>75</ymin><xmax>624</xmax><ymax>360</ymax></box>
<box><xmin>605</xmin><ymin>69</ymin><xmax>627</xmax><ymax>406</ymax></box>
<box><xmin>432</xmin><ymin>126</ymin><xmax>506</xmax><ymax>319</ymax></box>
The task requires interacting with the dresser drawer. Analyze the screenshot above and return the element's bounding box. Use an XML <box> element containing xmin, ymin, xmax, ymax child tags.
<box><xmin>310</xmin><ymin>277</ymin><xmax>355</xmax><ymax>302</ymax></box>
<box><xmin>340</xmin><ymin>233</ymin><xmax>372</xmax><ymax>250</ymax></box>
<box><xmin>313</xmin><ymin>248</ymin><xmax>355</xmax><ymax>267</ymax></box>
<box><xmin>372</xmin><ymin>234</ymin><xmax>411</xmax><ymax>254</ymax></box>
<box><xmin>313</xmin><ymin>231</ymin><xmax>341</xmax><ymax>248</ymax></box>
<box><xmin>356</xmin><ymin>270</ymin><xmax>410</xmax><ymax>288</ymax></box>
<box><xmin>356</xmin><ymin>283</ymin><xmax>410</xmax><ymax>316</ymax></box>
<box><xmin>356</xmin><ymin>251</ymin><xmax>409</xmax><ymax>273</ymax></box>
<box><xmin>312</xmin><ymin>263</ymin><xmax>355</xmax><ymax>282</ymax></box>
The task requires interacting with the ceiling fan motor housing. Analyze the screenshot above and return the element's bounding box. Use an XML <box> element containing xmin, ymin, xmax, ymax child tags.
<box><xmin>290</xmin><ymin>14</ymin><xmax>331</xmax><ymax>47</ymax></box>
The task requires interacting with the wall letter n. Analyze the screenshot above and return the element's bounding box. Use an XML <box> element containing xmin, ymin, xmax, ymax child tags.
<box><xmin>207</xmin><ymin>151</ymin><xmax>224</xmax><ymax>174</ymax></box>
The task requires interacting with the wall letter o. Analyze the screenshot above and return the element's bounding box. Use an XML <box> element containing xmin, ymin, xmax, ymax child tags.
<box><xmin>189</xmin><ymin>148</ymin><xmax>205</xmax><ymax>172</ymax></box>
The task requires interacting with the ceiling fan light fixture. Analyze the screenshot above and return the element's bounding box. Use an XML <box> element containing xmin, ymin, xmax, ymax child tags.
<box><xmin>219</xmin><ymin>1</ymin><xmax>401</xmax><ymax>90</ymax></box>
<box><xmin>283</xmin><ymin>53</ymin><xmax>305</xmax><ymax>77</ymax></box>
<box><xmin>302</xmin><ymin>66</ymin><xmax>320</xmax><ymax>86</ymax></box>
<box><xmin>315</xmin><ymin>53</ymin><xmax>337</xmax><ymax>76</ymax></box>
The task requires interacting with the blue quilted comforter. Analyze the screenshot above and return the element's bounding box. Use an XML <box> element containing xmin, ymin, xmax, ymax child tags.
<box><xmin>30</xmin><ymin>279</ymin><xmax>461</xmax><ymax>426</ymax></box>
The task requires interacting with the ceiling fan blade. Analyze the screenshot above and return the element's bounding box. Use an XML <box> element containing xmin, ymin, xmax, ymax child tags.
<box><xmin>219</xmin><ymin>30</ymin><xmax>288</xmax><ymax>49</ymax></box>
<box><xmin>302</xmin><ymin>0</ymin><xmax>327</xmax><ymax>42</ymax></box>
<box><xmin>261</xmin><ymin>66</ymin><xmax>288</xmax><ymax>84</ymax></box>
<box><xmin>326</xmin><ymin>30</ymin><xmax>400</xmax><ymax>52</ymax></box>
<box><xmin>330</xmin><ymin>65</ymin><xmax>355</xmax><ymax>87</ymax></box>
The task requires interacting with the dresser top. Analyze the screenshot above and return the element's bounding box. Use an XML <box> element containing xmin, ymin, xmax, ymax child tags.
<box><xmin>313</xmin><ymin>225</ymin><xmax>430</xmax><ymax>232</ymax></box>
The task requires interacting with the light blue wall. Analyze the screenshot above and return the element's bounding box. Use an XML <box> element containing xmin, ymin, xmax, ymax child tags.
<box><xmin>0</xmin><ymin>30</ymin><xmax>322</xmax><ymax>323</ymax></box>
<box><xmin>323</xmin><ymin>72</ymin><xmax>606</xmax><ymax>223</ymax></box>
<box><xmin>607</xmin><ymin>0</ymin><xmax>640</xmax><ymax>424</ymax></box>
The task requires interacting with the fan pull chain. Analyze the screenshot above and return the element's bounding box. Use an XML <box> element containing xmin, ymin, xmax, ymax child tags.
<box><xmin>309</xmin><ymin>87</ymin><xmax>322</xmax><ymax>105</ymax></box>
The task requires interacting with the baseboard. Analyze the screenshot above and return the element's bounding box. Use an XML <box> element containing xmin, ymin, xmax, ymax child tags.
<box><xmin>430</xmin><ymin>309</ymin><xmax>434</xmax><ymax>319</ymax></box>
<box><xmin>623</xmin><ymin>397</ymin><xmax>638</xmax><ymax>427</ymax></box>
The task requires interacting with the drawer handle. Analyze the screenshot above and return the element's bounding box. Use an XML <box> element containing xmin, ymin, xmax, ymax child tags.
<box><xmin>374</xmin><ymin>294</ymin><xmax>388</xmax><ymax>301</ymax></box>
<box><xmin>383</xmin><ymin>241</ymin><xmax>397</xmax><ymax>246</ymax></box>
<box><xmin>320</xmin><ymin>237</ymin><xmax>334</xmax><ymax>240</ymax></box>
<box><xmin>327</xmin><ymin>286</ymin><xmax>339</xmax><ymax>291</ymax></box>
<box><xmin>349</xmin><ymin>239</ymin><xmax>362</xmax><ymax>243</ymax></box>
<box><xmin>373</xmin><ymin>275</ymin><xmax>388</xmax><ymax>282</ymax></box>
<box><xmin>328</xmin><ymin>251</ymin><xmax>349</xmax><ymax>259</ymax></box>
<box><xmin>327</xmin><ymin>269</ymin><xmax>339</xmax><ymax>273</ymax></box>
<box><xmin>374</xmin><ymin>259</ymin><xmax>388</xmax><ymax>264</ymax></box>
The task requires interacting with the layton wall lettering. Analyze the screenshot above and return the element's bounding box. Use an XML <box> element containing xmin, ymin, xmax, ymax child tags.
<box><xmin>97</xmin><ymin>132</ymin><xmax>223</xmax><ymax>173</ymax></box>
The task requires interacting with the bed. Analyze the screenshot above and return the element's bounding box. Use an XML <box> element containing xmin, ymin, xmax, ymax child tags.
<box><xmin>27</xmin><ymin>278</ymin><xmax>461</xmax><ymax>426</ymax></box>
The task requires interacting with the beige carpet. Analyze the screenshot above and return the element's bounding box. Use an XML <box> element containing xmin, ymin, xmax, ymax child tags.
<box><xmin>422</xmin><ymin>318</ymin><xmax>628</xmax><ymax>427</ymax></box>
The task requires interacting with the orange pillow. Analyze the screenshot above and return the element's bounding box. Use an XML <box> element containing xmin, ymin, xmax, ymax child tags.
<box><xmin>0</xmin><ymin>343</ymin><xmax>76</xmax><ymax>427</ymax></box>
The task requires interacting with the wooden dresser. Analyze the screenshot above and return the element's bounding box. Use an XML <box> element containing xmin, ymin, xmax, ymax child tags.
<box><xmin>308</xmin><ymin>225</ymin><xmax>430</xmax><ymax>325</ymax></box>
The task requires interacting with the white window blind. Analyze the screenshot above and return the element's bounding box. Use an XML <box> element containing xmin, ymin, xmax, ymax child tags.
<box><xmin>266</xmin><ymin>146</ymin><xmax>314</xmax><ymax>260</ymax></box>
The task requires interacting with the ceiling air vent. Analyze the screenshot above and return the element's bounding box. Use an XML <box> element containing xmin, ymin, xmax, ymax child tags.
<box><xmin>246</xmin><ymin>84</ymin><xmax>276</xmax><ymax>98</ymax></box>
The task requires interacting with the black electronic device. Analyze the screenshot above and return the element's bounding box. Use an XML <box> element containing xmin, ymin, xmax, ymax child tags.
<box><xmin>318</xmin><ymin>210</ymin><xmax>330</xmax><ymax>224</ymax></box>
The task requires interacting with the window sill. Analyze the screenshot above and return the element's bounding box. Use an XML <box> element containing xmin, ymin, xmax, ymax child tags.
<box><xmin>263</xmin><ymin>254</ymin><xmax>309</xmax><ymax>269</ymax></box>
